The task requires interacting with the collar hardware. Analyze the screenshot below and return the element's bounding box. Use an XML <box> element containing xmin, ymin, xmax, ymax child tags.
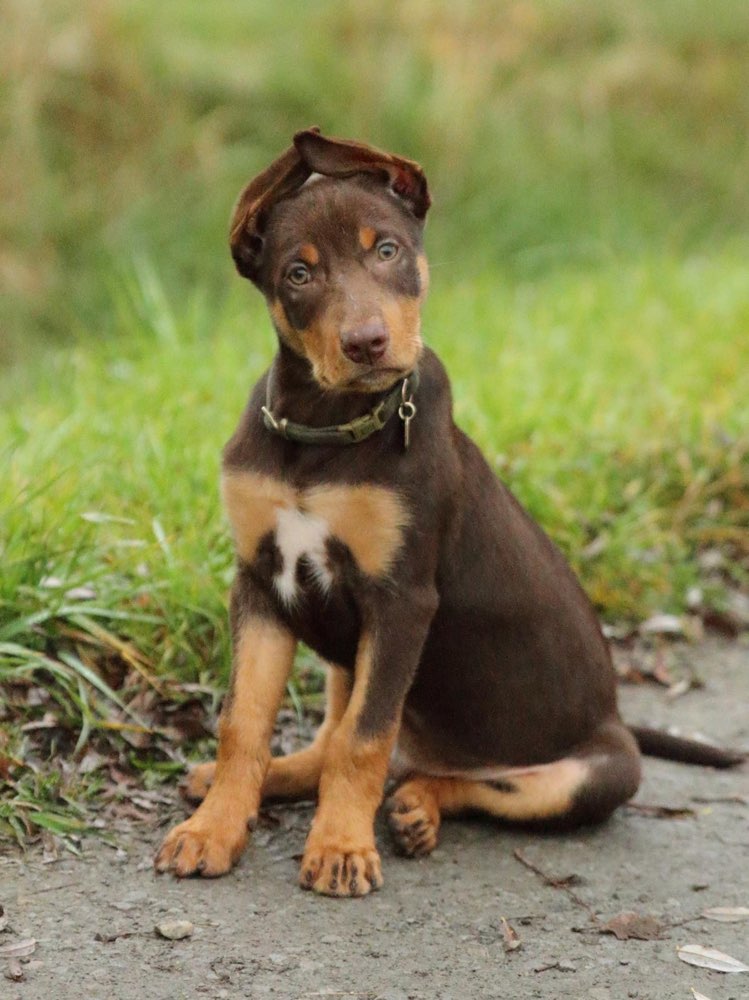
<box><xmin>261</xmin><ymin>369</ymin><xmax>419</xmax><ymax>447</ymax></box>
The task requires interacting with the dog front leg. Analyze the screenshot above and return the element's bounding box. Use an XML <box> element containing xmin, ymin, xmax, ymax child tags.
<box><xmin>155</xmin><ymin>607</ymin><xmax>296</xmax><ymax>877</ymax></box>
<box><xmin>299</xmin><ymin>587</ymin><xmax>437</xmax><ymax>897</ymax></box>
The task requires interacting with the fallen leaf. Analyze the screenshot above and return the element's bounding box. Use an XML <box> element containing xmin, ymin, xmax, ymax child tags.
<box><xmin>499</xmin><ymin>916</ymin><xmax>521</xmax><ymax>952</ymax></box>
<box><xmin>4</xmin><ymin>958</ymin><xmax>24</xmax><ymax>982</ymax></box>
<box><xmin>677</xmin><ymin>944</ymin><xmax>749</xmax><ymax>973</ymax></box>
<box><xmin>691</xmin><ymin>991</ymin><xmax>713</xmax><ymax>1000</ymax></box>
<box><xmin>702</xmin><ymin>907</ymin><xmax>749</xmax><ymax>923</ymax></box>
<box><xmin>0</xmin><ymin>939</ymin><xmax>36</xmax><ymax>958</ymax></box>
<box><xmin>600</xmin><ymin>912</ymin><xmax>664</xmax><ymax>941</ymax></box>
<box><xmin>155</xmin><ymin>920</ymin><xmax>194</xmax><ymax>941</ymax></box>
<box><xmin>0</xmin><ymin>907</ymin><xmax>7</xmax><ymax>932</ymax></box>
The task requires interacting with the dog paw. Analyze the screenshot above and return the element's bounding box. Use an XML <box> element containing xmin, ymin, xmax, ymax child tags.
<box><xmin>386</xmin><ymin>786</ymin><xmax>440</xmax><ymax>857</ymax></box>
<box><xmin>154</xmin><ymin>816</ymin><xmax>247</xmax><ymax>877</ymax></box>
<box><xmin>182</xmin><ymin>762</ymin><xmax>216</xmax><ymax>803</ymax></box>
<box><xmin>299</xmin><ymin>846</ymin><xmax>383</xmax><ymax>897</ymax></box>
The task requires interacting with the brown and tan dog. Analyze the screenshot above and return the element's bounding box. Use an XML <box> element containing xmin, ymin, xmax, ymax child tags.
<box><xmin>155</xmin><ymin>128</ymin><xmax>742</xmax><ymax>896</ymax></box>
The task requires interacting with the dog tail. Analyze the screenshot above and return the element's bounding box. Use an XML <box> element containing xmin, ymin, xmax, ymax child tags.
<box><xmin>629</xmin><ymin>725</ymin><xmax>745</xmax><ymax>769</ymax></box>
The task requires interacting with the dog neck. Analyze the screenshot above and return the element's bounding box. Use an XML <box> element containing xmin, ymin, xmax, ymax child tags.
<box><xmin>267</xmin><ymin>341</ymin><xmax>415</xmax><ymax>433</ymax></box>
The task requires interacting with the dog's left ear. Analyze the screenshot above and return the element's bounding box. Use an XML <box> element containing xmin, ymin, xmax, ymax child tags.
<box><xmin>229</xmin><ymin>139</ymin><xmax>314</xmax><ymax>283</ymax></box>
<box><xmin>293</xmin><ymin>129</ymin><xmax>431</xmax><ymax>221</ymax></box>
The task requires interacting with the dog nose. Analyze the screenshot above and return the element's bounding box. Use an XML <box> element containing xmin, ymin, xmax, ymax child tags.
<box><xmin>340</xmin><ymin>321</ymin><xmax>390</xmax><ymax>365</ymax></box>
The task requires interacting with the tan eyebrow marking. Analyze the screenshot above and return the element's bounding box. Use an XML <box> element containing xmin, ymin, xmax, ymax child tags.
<box><xmin>299</xmin><ymin>243</ymin><xmax>320</xmax><ymax>266</ymax></box>
<box><xmin>359</xmin><ymin>227</ymin><xmax>377</xmax><ymax>251</ymax></box>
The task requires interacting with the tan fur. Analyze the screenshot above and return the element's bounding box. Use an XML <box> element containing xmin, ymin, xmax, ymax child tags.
<box><xmin>299</xmin><ymin>242</ymin><xmax>320</xmax><ymax>265</ymax></box>
<box><xmin>268</xmin><ymin>299</ymin><xmax>304</xmax><ymax>353</ymax></box>
<box><xmin>358</xmin><ymin>226</ymin><xmax>377</xmax><ymax>251</ymax></box>
<box><xmin>299</xmin><ymin>635</ymin><xmax>397</xmax><ymax>896</ymax></box>
<box><xmin>155</xmin><ymin>619</ymin><xmax>296</xmax><ymax>876</ymax></box>
<box><xmin>416</xmin><ymin>253</ymin><xmax>429</xmax><ymax>297</ymax></box>
<box><xmin>263</xmin><ymin>665</ymin><xmax>352</xmax><ymax>798</ymax></box>
<box><xmin>221</xmin><ymin>471</ymin><xmax>296</xmax><ymax>563</ymax></box>
<box><xmin>388</xmin><ymin>761</ymin><xmax>591</xmax><ymax>858</ymax></box>
<box><xmin>441</xmin><ymin>759</ymin><xmax>591</xmax><ymax>820</ymax></box>
<box><xmin>306</xmin><ymin>482</ymin><xmax>410</xmax><ymax>577</ymax></box>
<box><xmin>221</xmin><ymin>470</ymin><xmax>410</xmax><ymax>579</ymax></box>
<box><xmin>380</xmin><ymin>295</ymin><xmax>423</xmax><ymax>370</ymax></box>
<box><xmin>183</xmin><ymin>665</ymin><xmax>352</xmax><ymax>804</ymax></box>
<box><xmin>282</xmin><ymin>284</ymin><xmax>423</xmax><ymax>390</ymax></box>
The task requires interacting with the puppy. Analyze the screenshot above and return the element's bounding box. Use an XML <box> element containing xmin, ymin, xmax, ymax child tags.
<box><xmin>156</xmin><ymin>129</ymin><xmax>742</xmax><ymax>896</ymax></box>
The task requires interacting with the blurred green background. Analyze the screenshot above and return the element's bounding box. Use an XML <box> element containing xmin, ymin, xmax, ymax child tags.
<box><xmin>4</xmin><ymin>0</ymin><xmax>749</xmax><ymax>361</ymax></box>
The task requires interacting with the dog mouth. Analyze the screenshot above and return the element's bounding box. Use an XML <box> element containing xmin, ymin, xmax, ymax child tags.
<box><xmin>343</xmin><ymin>367</ymin><xmax>407</xmax><ymax>391</ymax></box>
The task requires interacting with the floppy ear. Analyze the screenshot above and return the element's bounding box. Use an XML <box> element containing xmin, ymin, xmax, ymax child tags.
<box><xmin>293</xmin><ymin>128</ymin><xmax>431</xmax><ymax>221</ymax></box>
<box><xmin>229</xmin><ymin>139</ymin><xmax>314</xmax><ymax>283</ymax></box>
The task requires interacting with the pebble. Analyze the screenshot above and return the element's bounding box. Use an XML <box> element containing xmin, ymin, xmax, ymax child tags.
<box><xmin>155</xmin><ymin>920</ymin><xmax>194</xmax><ymax>940</ymax></box>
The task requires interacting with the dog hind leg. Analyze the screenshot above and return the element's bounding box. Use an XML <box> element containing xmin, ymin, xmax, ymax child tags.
<box><xmin>387</xmin><ymin>721</ymin><xmax>641</xmax><ymax>857</ymax></box>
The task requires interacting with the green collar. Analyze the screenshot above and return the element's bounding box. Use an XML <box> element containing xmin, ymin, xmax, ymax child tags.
<box><xmin>261</xmin><ymin>369</ymin><xmax>419</xmax><ymax>448</ymax></box>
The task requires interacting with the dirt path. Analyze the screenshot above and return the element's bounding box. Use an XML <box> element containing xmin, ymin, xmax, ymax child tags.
<box><xmin>2</xmin><ymin>638</ymin><xmax>748</xmax><ymax>1000</ymax></box>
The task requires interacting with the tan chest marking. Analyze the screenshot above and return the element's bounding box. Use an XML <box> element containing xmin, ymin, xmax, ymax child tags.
<box><xmin>221</xmin><ymin>471</ymin><xmax>410</xmax><ymax>596</ymax></box>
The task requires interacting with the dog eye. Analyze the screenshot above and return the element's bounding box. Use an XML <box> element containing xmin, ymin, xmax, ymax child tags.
<box><xmin>376</xmin><ymin>240</ymin><xmax>399</xmax><ymax>261</ymax></box>
<box><xmin>287</xmin><ymin>262</ymin><xmax>312</xmax><ymax>286</ymax></box>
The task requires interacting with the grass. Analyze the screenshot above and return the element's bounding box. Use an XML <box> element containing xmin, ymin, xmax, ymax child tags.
<box><xmin>2</xmin><ymin>0</ymin><xmax>749</xmax><ymax>842</ymax></box>
<box><xmin>3</xmin><ymin>250</ymin><xmax>748</xmax><ymax>642</ymax></box>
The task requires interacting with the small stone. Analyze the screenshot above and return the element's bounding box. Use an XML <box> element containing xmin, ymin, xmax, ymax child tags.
<box><xmin>155</xmin><ymin>920</ymin><xmax>194</xmax><ymax>940</ymax></box>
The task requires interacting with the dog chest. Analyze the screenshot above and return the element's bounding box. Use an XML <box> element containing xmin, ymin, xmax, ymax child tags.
<box><xmin>221</xmin><ymin>470</ymin><xmax>410</xmax><ymax>601</ymax></box>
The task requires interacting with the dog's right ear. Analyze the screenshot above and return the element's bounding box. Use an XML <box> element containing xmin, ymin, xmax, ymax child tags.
<box><xmin>229</xmin><ymin>139</ymin><xmax>314</xmax><ymax>284</ymax></box>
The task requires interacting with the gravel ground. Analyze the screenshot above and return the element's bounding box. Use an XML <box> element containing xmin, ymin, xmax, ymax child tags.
<box><xmin>2</xmin><ymin>638</ymin><xmax>748</xmax><ymax>1000</ymax></box>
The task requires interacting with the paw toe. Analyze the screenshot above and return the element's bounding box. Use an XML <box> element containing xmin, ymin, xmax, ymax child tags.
<box><xmin>386</xmin><ymin>792</ymin><xmax>440</xmax><ymax>857</ymax></box>
<box><xmin>155</xmin><ymin>820</ymin><xmax>245</xmax><ymax>877</ymax></box>
<box><xmin>300</xmin><ymin>848</ymin><xmax>382</xmax><ymax>897</ymax></box>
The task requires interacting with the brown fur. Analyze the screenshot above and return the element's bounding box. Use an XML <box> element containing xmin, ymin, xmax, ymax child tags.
<box><xmin>156</xmin><ymin>129</ymin><xmax>743</xmax><ymax>897</ymax></box>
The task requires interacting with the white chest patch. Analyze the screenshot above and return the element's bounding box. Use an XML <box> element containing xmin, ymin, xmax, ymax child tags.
<box><xmin>273</xmin><ymin>507</ymin><xmax>332</xmax><ymax>605</ymax></box>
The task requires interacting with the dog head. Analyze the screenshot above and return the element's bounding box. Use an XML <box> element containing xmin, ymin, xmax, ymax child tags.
<box><xmin>230</xmin><ymin>129</ymin><xmax>431</xmax><ymax>392</ymax></box>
